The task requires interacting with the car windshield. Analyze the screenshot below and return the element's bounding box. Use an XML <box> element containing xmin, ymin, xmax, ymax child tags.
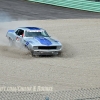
<box><xmin>25</xmin><ymin>30</ymin><xmax>49</xmax><ymax>37</ymax></box>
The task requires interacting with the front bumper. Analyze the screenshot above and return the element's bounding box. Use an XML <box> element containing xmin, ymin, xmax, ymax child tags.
<box><xmin>33</xmin><ymin>50</ymin><xmax>61</xmax><ymax>55</ymax></box>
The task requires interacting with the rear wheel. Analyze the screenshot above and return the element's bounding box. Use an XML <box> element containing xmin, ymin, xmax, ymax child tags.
<box><xmin>9</xmin><ymin>37</ymin><xmax>14</xmax><ymax>46</ymax></box>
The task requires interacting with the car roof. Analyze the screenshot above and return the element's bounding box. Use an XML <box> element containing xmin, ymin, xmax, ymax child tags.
<box><xmin>19</xmin><ymin>27</ymin><xmax>44</xmax><ymax>31</ymax></box>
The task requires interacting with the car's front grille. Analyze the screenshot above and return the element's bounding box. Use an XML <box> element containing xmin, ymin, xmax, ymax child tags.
<box><xmin>38</xmin><ymin>46</ymin><xmax>57</xmax><ymax>49</ymax></box>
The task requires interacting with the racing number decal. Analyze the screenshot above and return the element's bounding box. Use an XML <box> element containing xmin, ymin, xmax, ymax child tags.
<box><xmin>16</xmin><ymin>37</ymin><xmax>20</xmax><ymax>41</ymax></box>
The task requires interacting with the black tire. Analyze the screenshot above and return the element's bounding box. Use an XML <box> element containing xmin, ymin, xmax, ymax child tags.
<box><xmin>31</xmin><ymin>51</ymin><xmax>34</xmax><ymax>57</ymax></box>
<box><xmin>58</xmin><ymin>51</ymin><xmax>62</xmax><ymax>57</ymax></box>
<box><xmin>25</xmin><ymin>45</ymin><xmax>29</xmax><ymax>50</ymax></box>
<box><xmin>31</xmin><ymin>51</ymin><xmax>39</xmax><ymax>57</ymax></box>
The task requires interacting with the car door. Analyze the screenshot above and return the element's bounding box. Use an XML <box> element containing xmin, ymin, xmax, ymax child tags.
<box><xmin>14</xmin><ymin>29</ymin><xmax>24</xmax><ymax>47</ymax></box>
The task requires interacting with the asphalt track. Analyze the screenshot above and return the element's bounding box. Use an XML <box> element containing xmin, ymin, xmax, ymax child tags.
<box><xmin>0</xmin><ymin>0</ymin><xmax>100</xmax><ymax>21</ymax></box>
<box><xmin>0</xmin><ymin>0</ymin><xmax>100</xmax><ymax>93</ymax></box>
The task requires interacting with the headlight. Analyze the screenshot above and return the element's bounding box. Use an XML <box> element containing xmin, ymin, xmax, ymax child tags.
<box><xmin>57</xmin><ymin>46</ymin><xmax>62</xmax><ymax>49</ymax></box>
<box><xmin>33</xmin><ymin>46</ymin><xmax>38</xmax><ymax>50</ymax></box>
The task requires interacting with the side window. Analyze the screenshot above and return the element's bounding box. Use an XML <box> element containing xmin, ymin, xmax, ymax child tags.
<box><xmin>15</xmin><ymin>29</ymin><xmax>20</xmax><ymax>35</ymax></box>
<box><xmin>15</xmin><ymin>29</ymin><xmax>24</xmax><ymax>36</ymax></box>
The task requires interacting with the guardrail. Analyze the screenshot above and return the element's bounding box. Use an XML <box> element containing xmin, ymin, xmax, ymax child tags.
<box><xmin>28</xmin><ymin>0</ymin><xmax>100</xmax><ymax>12</ymax></box>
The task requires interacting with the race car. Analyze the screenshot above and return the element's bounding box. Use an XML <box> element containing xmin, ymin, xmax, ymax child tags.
<box><xmin>6</xmin><ymin>27</ymin><xmax>62</xmax><ymax>56</ymax></box>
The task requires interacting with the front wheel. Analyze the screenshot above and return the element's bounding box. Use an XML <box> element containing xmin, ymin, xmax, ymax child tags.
<box><xmin>57</xmin><ymin>51</ymin><xmax>62</xmax><ymax>57</ymax></box>
<box><xmin>31</xmin><ymin>51</ymin><xmax>38</xmax><ymax>57</ymax></box>
<box><xmin>31</xmin><ymin>51</ymin><xmax>34</xmax><ymax>57</ymax></box>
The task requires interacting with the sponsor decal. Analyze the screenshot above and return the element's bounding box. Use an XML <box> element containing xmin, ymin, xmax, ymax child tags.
<box><xmin>0</xmin><ymin>86</ymin><xmax>53</xmax><ymax>92</ymax></box>
<box><xmin>16</xmin><ymin>37</ymin><xmax>20</xmax><ymax>41</ymax></box>
<box><xmin>26</xmin><ymin>30</ymin><xmax>43</xmax><ymax>32</ymax></box>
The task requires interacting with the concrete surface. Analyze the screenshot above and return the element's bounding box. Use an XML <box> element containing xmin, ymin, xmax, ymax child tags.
<box><xmin>0</xmin><ymin>0</ymin><xmax>100</xmax><ymax>22</ymax></box>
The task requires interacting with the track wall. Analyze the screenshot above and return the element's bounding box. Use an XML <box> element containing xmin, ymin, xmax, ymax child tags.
<box><xmin>28</xmin><ymin>0</ymin><xmax>100</xmax><ymax>12</ymax></box>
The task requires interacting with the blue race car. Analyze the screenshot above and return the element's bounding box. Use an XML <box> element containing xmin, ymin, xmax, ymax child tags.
<box><xmin>6</xmin><ymin>27</ymin><xmax>62</xmax><ymax>56</ymax></box>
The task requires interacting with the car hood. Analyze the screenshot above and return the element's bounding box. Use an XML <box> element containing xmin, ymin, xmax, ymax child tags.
<box><xmin>24</xmin><ymin>36</ymin><xmax>61</xmax><ymax>46</ymax></box>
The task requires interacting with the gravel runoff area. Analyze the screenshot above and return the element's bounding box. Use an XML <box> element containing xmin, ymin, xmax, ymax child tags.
<box><xmin>0</xmin><ymin>19</ymin><xmax>100</xmax><ymax>91</ymax></box>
